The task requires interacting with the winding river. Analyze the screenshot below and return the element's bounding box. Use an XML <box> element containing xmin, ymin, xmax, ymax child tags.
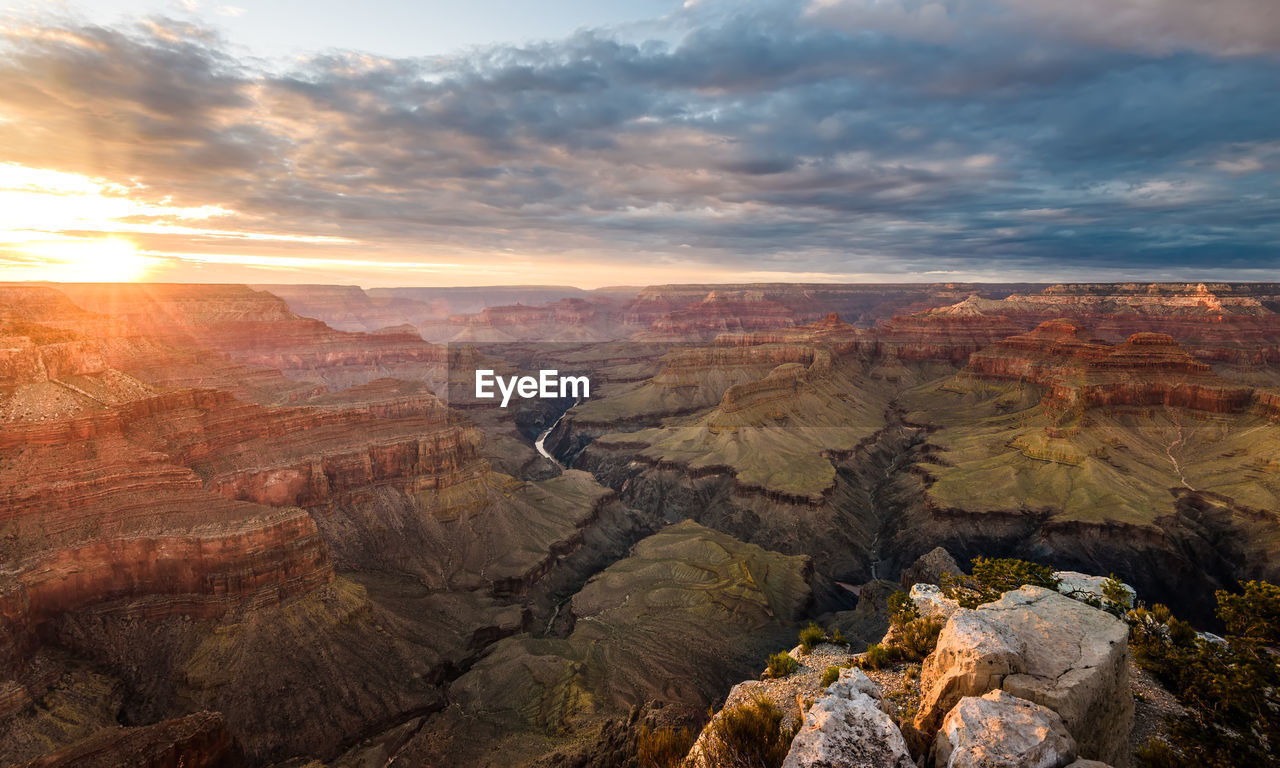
<box><xmin>534</xmin><ymin>405</ymin><xmax>572</xmax><ymax>467</ymax></box>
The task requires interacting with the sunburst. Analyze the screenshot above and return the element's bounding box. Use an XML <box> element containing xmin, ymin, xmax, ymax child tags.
<box><xmin>20</xmin><ymin>238</ymin><xmax>155</xmax><ymax>282</ymax></box>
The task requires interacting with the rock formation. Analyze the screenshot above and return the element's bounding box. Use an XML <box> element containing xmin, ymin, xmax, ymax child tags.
<box><xmin>251</xmin><ymin>284</ymin><xmax>444</xmax><ymax>332</ymax></box>
<box><xmin>0</xmin><ymin>283</ymin><xmax>660</xmax><ymax>765</ymax></box>
<box><xmin>781</xmin><ymin>668</ymin><xmax>915</xmax><ymax>768</ymax></box>
<box><xmin>18</xmin><ymin>711</ymin><xmax>232</xmax><ymax>768</ymax></box>
<box><xmin>901</xmin><ymin>547</ymin><xmax>964</xmax><ymax>588</ymax></box>
<box><xmin>910</xmin><ymin>584</ymin><xmax>962</xmax><ymax>622</ymax></box>
<box><xmin>1054</xmin><ymin>571</ymin><xmax>1135</xmax><ymax>609</ymax></box>
<box><xmin>921</xmin><ymin>283</ymin><xmax>1280</xmax><ymax>364</ymax></box>
<box><xmin>4</xmin><ymin>279</ymin><xmax>1277</xmax><ymax>766</ymax></box>
<box><xmin>46</xmin><ymin>283</ymin><xmax>449</xmax><ymax>391</ymax></box>
<box><xmin>934</xmin><ymin>689</ymin><xmax>1077</xmax><ymax>768</ymax></box>
<box><xmin>915</xmin><ymin>586</ymin><xmax>1132</xmax><ymax>764</ymax></box>
<box><xmin>965</xmin><ymin>321</ymin><xmax>1256</xmax><ymax>415</ymax></box>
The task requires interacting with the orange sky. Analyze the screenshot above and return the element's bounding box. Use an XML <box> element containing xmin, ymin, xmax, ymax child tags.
<box><xmin>0</xmin><ymin>160</ymin><xmax>909</xmax><ymax>287</ymax></box>
<box><xmin>0</xmin><ymin>160</ymin><xmax>976</xmax><ymax>287</ymax></box>
<box><xmin>5</xmin><ymin>6</ymin><xmax>1275</xmax><ymax>288</ymax></box>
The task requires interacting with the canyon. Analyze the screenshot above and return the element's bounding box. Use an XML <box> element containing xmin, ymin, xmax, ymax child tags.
<box><xmin>1</xmin><ymin>281</ymin><xmax>1277</xmax><ymax>766</ymax></box>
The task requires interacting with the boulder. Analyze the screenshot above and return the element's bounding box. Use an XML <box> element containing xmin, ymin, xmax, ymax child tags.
<box><xmin>916</xmin><ymin>609</ymin><xmax>1026</xmax><ymax>735</ymax></box>
<box><xmin>824</xmin><ymin>666</ymin><xmax>883</xmax><ymax>700</ymax></box>
<box><xmin>782</xmin><ymin>668</ymin><xmax>915</xmax><ymax>768</ymax></box>
<box><xmin>1053</xmin><ymin>572</ymin><xmax>1134</xmax><ymax>609</ymax></box>
<box><xmin>916</xmin><ymin>586</ymin><xmax>1132</xmax><ymax>765</ymax></box>
<box><xmin>901</xmin><ymin>547</ymin><xmax>964</xmax><ymax>588</ymax></box>
<box><xmin>911</xmin><ymin>583</ymin><xmax>961</xmax><ymax>622</ymax></box>
<box><xmin>934</xmin><ymin>690</ymin><xmax>1077</xmax><ymax>768</ymax></box>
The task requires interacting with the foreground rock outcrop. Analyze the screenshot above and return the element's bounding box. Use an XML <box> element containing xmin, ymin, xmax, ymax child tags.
<box><xmin>781</xmin><ymin>668</ymin><xmax>915</xmax><ymax>768</ymax></box>
<box><xmin>916</xmin><ymin>586</ymin><xmax>1132</xmax><ymax>764</ymax></box>
<box><xmin>935</xmin><ymin>689</ymin><xmax>1077</xmax><ymax>768</ymax></box>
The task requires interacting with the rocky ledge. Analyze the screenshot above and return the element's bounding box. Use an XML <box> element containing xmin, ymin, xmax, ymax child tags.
<box><xmin>688</xmin><ymin>577</ymin><xmax>1134</xmax><ymax>768</ymax></box>
<box><xmin>914</xmin><ymin>586</ymin><xmax>1132</xmax><ymax>765</ymax></box>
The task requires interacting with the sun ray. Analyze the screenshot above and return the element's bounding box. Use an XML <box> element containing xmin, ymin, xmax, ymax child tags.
<box><xmin>18</xmin><ymin>238</ymin><xmax>155</xmax><ymax>282</ymax></box>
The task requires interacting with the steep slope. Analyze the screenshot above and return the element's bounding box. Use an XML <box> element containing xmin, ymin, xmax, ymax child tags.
<box><xmin>895</xmin><ymin>329</ymin><xmax>1280</xmax><ymax>620</ymax></box>
<box><xmin>0</xmin><ymin>288</ymin><xmax>656</xmax><ymax>765</ymax></box>
<box><xmin>389</xmin><ymin>521</ymin><xmax>815</xmax><ymax>768</ymax></box>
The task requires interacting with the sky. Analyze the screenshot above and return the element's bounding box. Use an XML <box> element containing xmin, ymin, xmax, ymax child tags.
<box><xmin>0</xmin><ymin>0</ymin><xmax>1278</xmax><ymax>287</ymax></box>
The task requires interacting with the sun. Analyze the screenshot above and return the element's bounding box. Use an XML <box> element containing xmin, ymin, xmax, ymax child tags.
<box><xmin>19</xmin><ymin>238</ymin><xmax>156</xmax><ymax>282</ymax></box>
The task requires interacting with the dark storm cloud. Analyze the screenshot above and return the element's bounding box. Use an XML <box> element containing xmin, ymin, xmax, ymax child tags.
<box><xmin>2</xmin><ymin>0</ymin><xmax>1278</xmax><ymax>277</ymax></box>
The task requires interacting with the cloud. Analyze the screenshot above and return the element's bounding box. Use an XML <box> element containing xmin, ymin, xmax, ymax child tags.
<box><xmin>808</xmin><ymin>0</ymin><xmax>1280</xmax><ymax>57</ymax></box>
<box><xmin>0</xmin><ymin>3</ymin><xmax>1277</xmax><ymax>284</ymax></box>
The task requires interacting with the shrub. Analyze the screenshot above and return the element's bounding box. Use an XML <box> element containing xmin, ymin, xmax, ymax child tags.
<box><xmin>766</xmin><ymin>651</ymin><xmax>798</xmax><ymax>678</ymax></box>
<box><xmin>798</xmin><ymin>622</ymin><xmax>825</xmax><ymax>653</ymax></box>
<box><xmin>895</xmin><ymin>616</ymin><xmax>943</xmax><ymax>661</ymax></box>
<box><xmin>881</xmin><ymin>589</ymin><xmax>941</xmax><ymax>661</ymax></box>
<box><xmin>1129</xmin><ymin>580</ymin><xmax>1280</xmax><ymax>768</ymax></box>
<box><xmin>858</xmin><ymin>643</ymin><xmax>892</xmax><ymax>671</ymax></box>
<box><xmin>820</xmin><ymin>666</ymin><xmax>841</xmax><ymax>688</ymax></box>
<box><xmin>636</xmin><ymin>724</ymin><xmax>694</xmax><ymax>768</ymax></box>
<box><xmin>1134</xmin><ymin>739</ymin><xmax>1180</xmax><ymax>768</ymax></box>
<box><xmin>1100</xmin><ymin>573</ymin><xmax>1133</xmax><ymax>617</ymax></box>
<box><xmin>703</xmin><ymin>696</ymin><xmax>797</xmax><ymax>768</ymax></box>
<box><xmin>829</xmin><ymin>627</ymin><xmax>849</xmax><ymax>646</ymax></box>
<box><xmin>887</xmin><ymin>589</ymin><xmax>919</xmax><ymax>627</ymax></box>
<box><xmin>941</xmin><ymin>557</ymin><xmax>1059</xmax><ymax>608</ymax></box>
<box><xmin>1215</xmin><ymin>580</ymin><xmax>1280</xmax><ymax>643</ymax></box>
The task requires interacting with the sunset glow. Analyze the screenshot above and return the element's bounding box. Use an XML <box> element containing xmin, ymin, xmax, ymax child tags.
<box><xmin>18</xmin><ymin>238</ymin><xmax>155</xmax><ymax>282</ymax></box>
<box><xmin>0</xmin><ymin>3</ymin><xmax>1275</xmax><ymax>286</ymax></box>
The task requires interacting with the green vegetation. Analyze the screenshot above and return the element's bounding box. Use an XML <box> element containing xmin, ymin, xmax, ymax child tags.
<box><xmin>766</xmin><ymin>651</ymin><xmax>798</xmax><ymax>678</ymax></box>
<box><xmin>797</xmin><ymin>622</ymin><xmax>825</xmax><ymax>653</ymax></box>
<box><xmin>636</xmin><ymin>724</ymin><xmax>695</xmax><ymax>768</ymax></box>
<box><xmin>895</xmin><ymin>614</ymin><xmax>944</xmax><ymax>660</ymax></box>
<box><xmin>941</xmin><ymin>557</ymin><xmax>1059</xmax><ymax>608</ymax></box>
<box><xmin>1130</xmin><ymin>580</ymin><xmax>1280</xmax><ymax>768</ymax></box>
<box><xmin>1100</xmin><ymin>573</ymin><xmax>1133</xmax><ymax>617</ymax></box>
<box><xmin>877</xmin><ymin>589</ymin><xmax>944</xmax><ymax>664</ymax></box>
<box><xmin>794</xmin><ymin>621</ymin><xmax>847</xmax><ymax>652</ymax></box>
<box><xmin>702</xmin><ymin>696</ymin><xmax>797</xmax><ymax>768</ymax></box>
<box><xmin>886</xmin><ymin>589</ymin><xmax>916</xmax><ymax>625</ymax></box>
<box><xmin>1215</xmin><ymin>579</ymin><xmax>1280</xmax><ymax>643</ymax></box>
<box><xmin>820</xmin><ymin>666</ymin><xmax>841</xmax><ymax>688</ymax></box>
<box><xmin>857</xmin><ymin>643</ymin><xmax>892</xmax><ymax>671</ymax></box>
<box><xmin>1066</xmin><ymin>573</ymin><xmax>1133</xmax><ymax>617</ymax></box>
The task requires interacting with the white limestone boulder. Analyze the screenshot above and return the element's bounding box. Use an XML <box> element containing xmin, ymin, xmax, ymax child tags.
<box><xmin>916</xmin><ymin>608</ymin><xmax>1026</xmax><ymax>735</ymax></box>
<box><xmin>1053</xmin><ymin>571</ymin><xmax>1135</xmax><ymax>610</ymax></box>
<box><xmin>934</xmin><ymin>689</ymin><xmax>1077</xmax><ymax>768</ymax></box>
<box><xmin>916</xmin><ymin>586</ymin><xmax>1132</xmax><ymax>765</ymax></box>
<box><xmin>782</xmin><ymin>668</ymin><xmax>915</xmax><ymax>768</ymax></box>
<box><xmin>911</xmin><ymin>583</ymin><xmax>962</xmax><ymax>622</ymax></box>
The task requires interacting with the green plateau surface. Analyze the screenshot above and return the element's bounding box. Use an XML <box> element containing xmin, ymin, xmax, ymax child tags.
<box><xmin>904</xmin><ymin>375</ymin><xmax>1280</xmax><ymax>528</ymax></box>
<box><xmin>595</xmin><ymin>357</ymin><xmax>937</xmax><ymax>501</ymax></box>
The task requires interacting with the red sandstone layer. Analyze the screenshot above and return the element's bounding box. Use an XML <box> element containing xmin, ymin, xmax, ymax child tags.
<box><xmin>966</xmin><ymin>321</ymin><xmax>1256</xmax><ymax>413</ymax></box>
